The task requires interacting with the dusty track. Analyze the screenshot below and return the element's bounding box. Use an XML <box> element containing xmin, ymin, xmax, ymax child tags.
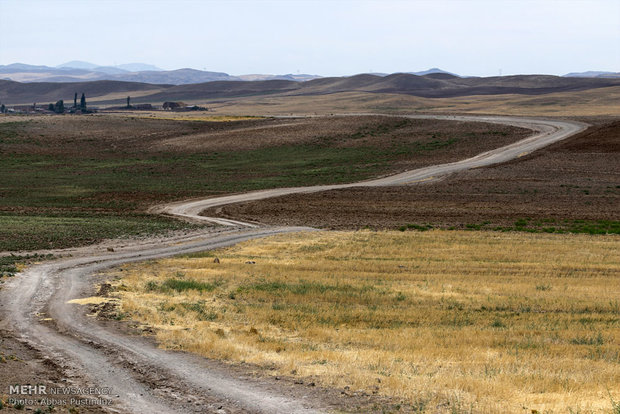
<box><xmin>0</xmin><ymin>115</ymin><xmax>587</xmax><ymax>413</ymax></box>
<box><xmin>157</xmin><ymin>115</ymin><xmax>587</xmax><ymax>226</ymax></box>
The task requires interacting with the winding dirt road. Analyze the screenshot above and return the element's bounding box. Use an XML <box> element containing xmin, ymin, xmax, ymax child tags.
<box><xmin>157</xmin><ymin>115</ymin><xmax>586</xmax><ymax>226</ymax></box>
<box><xmin>0</xmin><ymin>115</ymin><xmax>587</xmax><ymax>413</ymax></box>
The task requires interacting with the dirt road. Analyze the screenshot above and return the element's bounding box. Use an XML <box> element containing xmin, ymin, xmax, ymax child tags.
<box><xmin>0</xmin><ymin>115</ymin><xmax>587</xmax><ymax>413</ymax></box>
<box><xmin>157</xmin><ymin>115</ymin><xmax>587</xmax><ymax>226</ymax></box>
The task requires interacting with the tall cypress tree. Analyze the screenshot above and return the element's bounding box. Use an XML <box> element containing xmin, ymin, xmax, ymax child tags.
<box><xmin>80</xmin><ymin>93</ymin><xmax>86</xmax><ymax>110</ymax></box>
<box><xmin>74</xmin><ymin>93</ymin><xmax>78</xmax><ymax>108</ymax></box>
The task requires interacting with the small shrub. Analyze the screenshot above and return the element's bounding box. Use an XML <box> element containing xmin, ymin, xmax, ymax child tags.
<box><xmin>570</xmin><ymin>333</ymin><xmax>604</xmax><ymax>346</ymax></box>
<box><xmin>514</xmin><ymin>219</ymin><xmax>528</xmax><ymax>227</ymax></box>
<box><xmin>536</xmin><ymin>284</ymin><xmax>552</xmax><ymax>291</ymax></box>
<box><xmin>181</xmin><ymin>302</ymin><xmax>217</xmax><ymax>321</ymax></box>
<box><xmin>399</xmin><ymin>223</ymin><xmax>433</xmax><ymax>232</ymax></box>
<box><xmin>491</xmin><ymin>319</ymin><xmax>506</xmax><ymax>328</ymax></box>
<box><xmin>466</xmin><ymin>223</ymin><xmax>482</xmax><ymax>230</ymax></box>
<box><xmin>161</xmin><ymin>278</ymin><xmax>220</xmax><ymax>292</ymax></box>
<box><xmin>144</xmin><ymin>281</ymin><xmax>159</xmax><ymax>291</ymax></box>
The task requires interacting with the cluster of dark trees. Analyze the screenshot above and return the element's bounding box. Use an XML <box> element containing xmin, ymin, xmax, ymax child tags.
<box><xmin>48</xmin><ymin>92</ymin><xmax>90</xmax><ymax>114</ymax></box>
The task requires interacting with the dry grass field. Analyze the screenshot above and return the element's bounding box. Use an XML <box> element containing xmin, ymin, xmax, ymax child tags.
<box><xmin>104</xmin><ymin>230</ymin><xmax>620</xmax><ymax>413</ymax></box>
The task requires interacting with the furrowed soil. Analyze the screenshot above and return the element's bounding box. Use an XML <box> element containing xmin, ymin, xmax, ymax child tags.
<box><xmin>0</xmin><ymin>114</ymin><xmax>528</xmax><ymax>251</ymax></box>
<box><xmin>207</xmin><ymin>118</ymin><xmax>620</xmax><ymax>233</ymax></box>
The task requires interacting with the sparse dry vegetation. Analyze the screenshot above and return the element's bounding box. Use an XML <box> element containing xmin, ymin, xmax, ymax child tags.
<box><xmin>109</xmin><ymin>230</ymin><xmax>620</xmax><ymax>413</ymax></box>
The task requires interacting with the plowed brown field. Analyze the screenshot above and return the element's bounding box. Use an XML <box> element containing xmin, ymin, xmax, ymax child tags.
<box><xmin>206</xmin><ymin>119</ymin><xmax>620</xmax><ymax>230</ymax></box>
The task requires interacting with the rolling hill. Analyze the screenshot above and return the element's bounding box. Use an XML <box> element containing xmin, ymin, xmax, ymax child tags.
<box><xmin>1</xmin><ymin>73</ymin><xmax>619</xmax><ymax>105</ymax></box>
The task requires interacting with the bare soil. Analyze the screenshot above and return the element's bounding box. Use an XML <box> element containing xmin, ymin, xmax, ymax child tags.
<box><xmin>206</xmin><ymin>119</ymin><xmax>620</xmax><ymax>230</ymax></box>
<box><xmin>0</xmin><ymin>330</ymin><xmax>106</xmax><ymax>413</ymax></box>
<box><xmin>1</xmin><ymin>114</ymin><xmax>527</xmax><ymax>156</ymax></box>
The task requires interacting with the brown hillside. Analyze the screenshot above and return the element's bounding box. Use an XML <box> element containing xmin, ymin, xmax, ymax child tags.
<box><xmin>0</xmin><ymin>79</ymin><xmax>170</xmax><ymax>105</ymax></box>
<box><xmin>1</xmin><ymin>74</ymin><xmax>619</xmax><ymax>105</ymax></box>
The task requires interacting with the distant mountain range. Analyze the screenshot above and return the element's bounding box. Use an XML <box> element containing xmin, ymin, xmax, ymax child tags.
<box><xmin>56</xmin><ymin>61</ymin><xmax>163</xmax><ymax>72</ymax></box>
<box><xmin>0</xmin><ymin>62</ymin><xmax>323</xmax><ymax>85</ymax></box>
<box><xmin>563</xmin><ymin>71</ymin><xmax>620</xmax><ymax>78</ymax></box>
<box><xmin>2</xmin><ymin>71</ymin><xmax>620</xmax><ymax>106</ymax></box>
<box><xmin>366</xmin><ymin>68</ymin><xmax>460</xmax><ymax>77</ymax></box>
<box><xmin>0</xmin><ymin>62</ymin><xmax>461</xmax><ymax>85</ymax></box>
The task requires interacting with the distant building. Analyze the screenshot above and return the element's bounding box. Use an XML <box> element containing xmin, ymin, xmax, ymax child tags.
<box><xmin>134</xmin><ymin>104</ymin><xmax>153</xmax><ymax>110</ymax></box>
<box><xmin>162</xmin><ymin>101</ymin><xmax>187</xmax><ymax>110</ymax></box>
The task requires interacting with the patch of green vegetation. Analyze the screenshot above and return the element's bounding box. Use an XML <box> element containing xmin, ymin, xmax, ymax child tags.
<box><xmin>491</xmin><ymin>318</ymin><xmax>507</xmax><ymax>328</ymax></box>
<box><xmin>0</xmin><ymin>213</ymin><xmax>195</xmax><ymax>251</ymax></box>
<box><xmin>238</xmin><ymin>280</ymin><xmax>372</xmax><ymax>296</ymax></box>
<box><xmin>156</xmin><ymin>278</ymin><xmax>222</xmax><ymax>293</ymax></box>
<box><xmin>0</xmin><ymin>253</ymin><xmax>55</xmax><ymax>277</ymax></box>
<box><xmin>0</xmin><ymin>121</ymin><xmax>29</xmax><ymax>144</ymax></box>
<box><xmin>570</xmin><ymin>333</ymin><xmax>605</xmax><ymax>346</ymax></box>
<box><xmin>514</xmin><ymin>218</ymin><xmax>528</xmax><ymax>228</ymax></box>
<box><xmin>398</xmin><ymin>219</ymin><xmax>620</xmax><ymax>235</ymax></box>
<box><xmin>503</xmin><ymin>219</ymin><xmax>620</xmax><ymax>235</ymax></box>
<box><xmin>535</xmin><ymin>284</ymin><xmax>552</xmax><ymax>291</ymax></box>
<box><xmin>399</xmin><ymin>223</ymin><xmax>433</xmax><ymax>232</ymax></box>
<box><xmin>181</xmin><ymin>301</ymin><xmax>218</xmax><ymax>320</ymax></box>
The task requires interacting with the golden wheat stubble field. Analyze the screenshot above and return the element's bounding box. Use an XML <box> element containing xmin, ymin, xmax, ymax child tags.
<box><xmin>99</xmin><ymin>230</ymin><xmax>620</xmax><ymax>413</ymax></box>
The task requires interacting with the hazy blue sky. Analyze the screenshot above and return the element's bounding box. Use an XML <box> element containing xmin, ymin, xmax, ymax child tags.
<box><xmin>1</xmin><ymin>0</ymin><xmax>618</xmax><ymax>76</ymax></box>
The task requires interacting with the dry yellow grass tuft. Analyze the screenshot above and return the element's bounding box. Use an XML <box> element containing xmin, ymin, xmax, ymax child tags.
<box><xmin>110</xmin><ymin>231</ymin><xmax>620</xmax><ymax>413</ymax></box>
